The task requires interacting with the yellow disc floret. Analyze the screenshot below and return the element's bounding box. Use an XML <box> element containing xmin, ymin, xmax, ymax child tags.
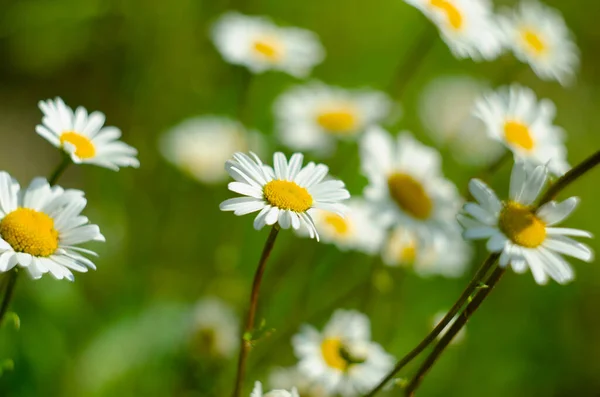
<box><xmin>263</xmin><ymin>180</ymin><xmax>313</xmax><ymax>212</ymax></box>
<box><xmin>252</xmin><ymin>38</ymin><xmax>282</xmax><ymax>60</ymax></box>
<box><xmin>321</xmin><ymin>338</ymin><xmax>348</xmax><ymax>371</ymax></box>
<box><xmin>0</xmin><ymin>208</ymin><xmax>59</xmax><ymax>257</ymax></box>
<box><xmin>430</xmin><ymin>0</ymin><xmax>463</xmax><ymax>30</ymax></box>
<box><xmin>521</xmin><ymin>29</ymin><xmax>547</xmax><ymax>55</ymax></box>
<box><xmin>60</xmin><ymin>132</ymin><xmax>96</xmax><ymax>159</ymax></box>
<box><xmin>387</xmin><ymin>173</ymin><xmax>433</xmax><ymax>220</ymax></box>
<box><xmin>323</xmin><ymin>212</ymin><xmax>350</xmax><ymax>236</ymax></box>
<box><xmin>316</xmin><ymin>108</ymin><xmax>358</xmax><ymax>134</ymax></box>
<box><xmin>499</xmin><ymin>201</ymin><xmax>546</xmax><ymax>248</ymax></box>
<box><xmin>504</xmin><ymin>121</ymin><xmax>535</xmax><ymax>151</ymax></box>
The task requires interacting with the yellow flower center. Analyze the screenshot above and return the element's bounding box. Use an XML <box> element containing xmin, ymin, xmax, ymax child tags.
<box><xmin>60</xmin><ymin>132</ymin><xmax>96</xmax><ymax>159</ymax></box>
<box><xmin>503</xmin><ymin>121</ymin><xmax>534</xmax><ymax>151</ymax></box>
<box><xmin>0</xmin><ymin>208</ymin><xmax>59</xmax><ymax>257</ymax></box>
<box><xmin>252</xmin><ymin>38</ymin><xmax>281</xmax><ymax>60</ymax></box>
<box><xmin>499</xmin><ymin>201</ymin><xmax>546</xmax><ymax>248</ymax></box>
<box><xmin>263</xmin><ymin>180</ymin><xmax>313</xmax><ymax>212</ymax></box>
<box><xmin>387</xmin><ymin>173</ymin><xmax>433</xmax><ymax>220</ymax></box>
<box><xmin>430</xmin><ymin>0</ymin><xmax>463</xmax><ymax>30</ymax></box>
<box><xmin>316</xmin><ymin>108</ymin><xmax>358</xmax><ymax>134</ymax></box>
<box><xmin>400</xmin><ymin>243</ymin><xmax>417</xmax><ymax>264</ymax></box>
<box><xmin>323</xmin><ymin>213</ymin><xmax>350</xmax><ymax>236</ymax></box>
<box><xmin>521</xmin><ymin>29</ymin><xmax>546</xmax><ymax>55</ymax></box>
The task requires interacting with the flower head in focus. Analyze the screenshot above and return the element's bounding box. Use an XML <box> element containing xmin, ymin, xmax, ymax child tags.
<box><xmin>269</xmin><ymin>367</ymin><xmax>329</xmax><ymax>397</ymax></box>
<box><xmin>252</xmin><ymin>381</ymin><xmax>299</xmax><ymax>397</ymax></box>
<box><xmin>0</xmin><ymin>173</ymin><xmax>104</xmax><ymax>281</ymax></box>
<box><xmin>459</xmin><ymin>162</ymin><xmax>594</xmax><ymax>285</ymax></box>
<box><xmin>36</xmin><ymin>98</ymin><xmax>139</xmax><ymax>171</ymax></box>
<box><xmin>473</xmin><ymin>84</ymin><xmax>569</xmax><ymax>175</ymax></box>
<box><xmin>292</xmin><ymin>309</ymin><xmax>394</xmax><ymax>397</ymax></box>
<box><xmin>189</xmin><ymin>297</ymin><xmax>238</xmax><ymax>359</ymax></box>
<box><xmin>274</xmin><ymin>82</ymin><xmax>392</xmax><ymax>155</ymax></box>
<box><xmin>211</xmin><ymin>12</ymin><xmax>325</xmax><ymax>78</ymax></box>
<box><xmin>219</xmin><ymin>152</ymin><xmax>350</xmax><ymax>240</ymax></box>
<box><xmin>499</xmin><ymin>1</ymin><xmax>579</xmax><ymax>85</ymax></box>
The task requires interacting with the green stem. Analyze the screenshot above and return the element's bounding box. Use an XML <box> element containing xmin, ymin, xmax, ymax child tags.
<box><xmin>48</xmin><ymin>155</ymin><xmax>71</xmax><ymax>186</ymax></box>
<box><xmin>0</xmin><ymin>270</ymin><xmax>19</xmax><ymax>327</ymax></box>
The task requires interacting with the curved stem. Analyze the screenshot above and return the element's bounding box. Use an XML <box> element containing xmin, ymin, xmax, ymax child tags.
<box><xmin>363</xmin><ymin>252</ymin><xmax>499</xmax><ymax>397</ymax></box>
<box><xmin>404</xmin><ymin>266</ymin><xmax>506</xmax><ymax>396</ymax></box>
<box><xmin>48</xmin><ymin>155</ymin><xmax>71</xmax><ymax>186</ymax></box>
<box><xmin>0</xmin><ymin>270</ymin><xmax>19</xmax><ymax>327</ymax></box>
<box><xmin>232</xmin><ymin>225</ymin><xmax>280</xmax><ymax>397</ymax></box>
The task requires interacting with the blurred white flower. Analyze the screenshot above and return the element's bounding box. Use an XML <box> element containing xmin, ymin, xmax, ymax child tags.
<box><xmin>404</xmin><ymin>0</ymin><xmax>505</xmax><ymax>60</ymax></box>
<box><xmin>419</xmin><ymin>76</ymin><xmax>505</xmax><ymax>165</ymax></box>
<box><xmin>292</xmin><ymin>309</ymin><xmax>394</xmax><ymax>397</ymax></box>
<box><xmin>219</xmin><ymin>152</ymin><xmax>350</xmax><ymax>240</ymax></box>
<box><xmin>499</xmin><ymin>1</ymin><xmax>579</xmax><ymax>85</ymax></box>
<box><xmin>211</xmin><ymin>12</ymin><xmax>325</xmax><ymax>78</ymax></box>
<box><xmin>459</xmin><ymin>163</ymin><xmax>594</xmax><ymax>285</ymax></box>
<box><xmin>252</xmin><ymin>381</ymin><xmax>299</xmax><ymax>397</ymax></box>
<box><xmin>432</xmin><ymin>311</ymin><xmax>466</xmax><ymax>344</ymax></box>
<box><xmin>382</xmin><ymin>227</ymin><xmax>472</xmax><ymax>278</ymax></box>
<box><xmin>0</xmin><ymin>173</ymin><xmax>104</xmax><ymax>281</ymax></box>
<box><xmin>473</xmin><ymin>84</ymin><xmax>569</xmax><ymax>175</ymax></box>
<box><xmin>274</xmin><ymin>82</ymin><xmax>392</xmax><ymax>155</ymax></box>
<box><xmin>360</xmin><ymin>128</ymin><xmax>462</xmax><ymax>247</ymax></box>
<box><xmin>189</xmin><ymin>297</ymin><xmax>238</xmax><ymax>359</ymax></box>
<box><xmin>269</xmin><ymin>367</ymin><xmax>329</xmax><ymax>397</ymax></box>
<box><xmin>159</xmin><ymin>116</ymin><xmax>264</xmax><ymax>185</ymax></box>
<box><xmin>36</xmin><ymin>97</ymin><xmax>139</xmax><ymax>171</ymax></box>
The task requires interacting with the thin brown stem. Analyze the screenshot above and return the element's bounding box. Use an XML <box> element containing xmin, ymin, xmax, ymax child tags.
<box><xmin>404</xmin><ymin>266</ymin><xmax>506</xmax><ymax>396</ymax></box>
<box><xmin>232</xmin><ymin>225</ymin><xmax>280</xmax><ymax>397</ymax></box>
<box><xmin>0</xmin><ymin>270</ymin><xmax>19</xmax><ymax>327</ymax></box>
<box><xmin>363</xmin><ymin>253</ymin><xmax>499</xmax><ymax>397</ymax></box>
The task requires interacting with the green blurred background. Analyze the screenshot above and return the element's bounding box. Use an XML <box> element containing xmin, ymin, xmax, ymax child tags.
<box><xmin>0</xmin><ymin>0</ymin><xmax>599</xmax><ymax>396</ymax></box>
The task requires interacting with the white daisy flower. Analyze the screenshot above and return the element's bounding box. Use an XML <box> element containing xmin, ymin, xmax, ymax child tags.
<box><xmin>0</xmin><ymin>173</ymin><xmax>104</xmax><ymax>281</ymax></box>
<box><xmin>159</xmin><ymin>116</ymin><xmax>264</xmax><ymax>185</ymax></box>
<box><xmin>252</xmin><ymin>381</ymin><xmax>299</xmax><ymax>397</ymax></box>
<box><xmin>473</xmin><ymin>84</ymin><xmax>569</xmax><ymax>175</ymax></box>
<box><xmin>274</xmin><ymin>82</ymin><xmax>392</xmax><ymax>155</ymax></box>
<box><xmin>211</xmin><ymin>12</ymin><xmax>325</xmax><ymax>78</ymax></box>
<box><xmin>459</xmin><ymin>162</ymin><xmax>594</xmax><ymax>285</ymax></box>
<box><xmin>36</xmin><ymin>97</ymin><xmax>139</xmax><ymax>171</ymax></box>
<box><xmin>292</xmin><ymin>309</ymin><xmax>394</xmax><ymax>397</ymax></box>
<box><xmin>269</xmin><ymin>367</ymin><xmax>329</xmax><ymax>397</ymax></box>
<box><xmin>219</xmin><ymin>152</ymin><xmax>350</xmax><ymax>240</ymax></box>
<box><xmin>432</xmin><ymin>311</ymin><xmax>466</xmax><ymax>344</ymax></box>
<box><xmin>298</xmin><ymin>199</ymin><xmax>385</xmax><ymax>255</ymax></box>
<box><xmin>499</xmin><ymin>1</ymin><xmax>579</xmax><ymax>85</ymax></box>
<box><xmin>419</xmin><ymin>76</ymin><xmax>505</xmax><ymax>165</ymax></box>
<box><xmin>360</xmin><ymin>127</ymin><xmax>462</xmax><ymax>244</ymax></box>
<box><xmin>189</xmin><ymin>297</ymin><xmax>238</xmax><ymax>359</ymax></box>
<box><xmin>404</xmin><ymin>0</ymin><xmax>505</xmax><ymax>61</ymax></box>
<box><xmin>382</xmin><ymin>227</ymin><xmax>471</xmax><ymax>278</ymax></box>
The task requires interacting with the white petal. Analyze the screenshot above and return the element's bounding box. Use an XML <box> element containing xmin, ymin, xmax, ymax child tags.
<box><xmin>227</xmin><ymin>182</ymin><xmax>263</xmax><ymax>199</ymax></box>
<box><xmin>265</xmin><ymin>207</ymin><xmax>280</xmax><ymax>225</ymax></box>
<box><xmin>278</xmin><ymin>210</ymin><xmax>292</xmax><ymax>229</ymax></box>
<box><xmin>464</xmin><ymin>226</ymin><xmax>499</xmax><ymax>240</ymax></box>
<box><xmin>520</xmin><ymin>165</ymin><xmax>547</xmax><ymax>205</ymax></box>
<box><xmin>486</xmin><ymin>233</ymin><xmax>507</xmax><ymax>252</ymax></box>
<box><xmin>253</xmin><ymin>206</ymin><xmax>271</xmax><ymax>230</ymax></box>
<box><xmin>546</xmin><ymin>228</ymin><xmax>593</xmax><ymax>238</ymax></box>
<box><xmin>543</xmin><ymin>237</ymin><xmax>594</xmax><ymax>262</ymax></box>
<box><xmin>273</xmin><ymin>152</ymin><xmax>288</xmax><ymax>180</ymax></box>
<box><xmin>464</xmin><ymin>203</ymin><xmax>497</xmax><ymax>226</ymax></box>
<box><xmin>536</xmin><ymin>197</ymin><xmax>579</xmax><ymax>226</ymax></box>
<box><xmin>469</xmin><ymin>179</ymin><xmax>501</xmax><ymax>214</ymax></box>
<box><xmin>523</xmin><ymin>249</ymin><xmax>549</xmax><ymax>285</ymax></box>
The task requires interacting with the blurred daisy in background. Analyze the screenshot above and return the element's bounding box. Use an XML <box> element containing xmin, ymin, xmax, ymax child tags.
<box><xmin>274</xmin><ymin>82</ymin><xmax>392</xmax><ymax>155</ymax></box>
<box><xmin>252</xmin><ymin>381</ymin><xmax>299</xmax><ymax>397</ymax></box>
<box><xmin>382</xmin><ymin>227</ymin><xmax>471</xmax><ymax>278</ymax></box>
<box><xmin>211</xmin><ymin>12</ymin><xmax>325</xmax><ymax>78</ymax></box>
<box><xmin>360</xmin><ymin>128</ymin><xmax>462</xmax><ymax>245</ymax></box>
<box><xmin>432</xmin><ymin>311</ymin><xmax>466</xmax><ymax>344</ymax></box>
<box><xmin>36</xmin><ymin>97</ymin><xmax>140</xmax><ymax>171</ymax></box>
<box><xmin>459</xmin><ymin>163</ymin><xmax>594</xmax><ymax>285</ymax></box>
<box><xmin>499</xmin><ymin>1</ymin><xmax>579</xmax><ymax>85</ymax></box>
<box><xmin>292</xmin><ymin>309</ymin><xmax>394</xmax><ymax>397</ymax></box>
<box><xmin>270</xmin><ymin>367</ymin><xmax>329</xmax><ymax>397</ymax></box>
<box><xmin>219</xmin><ymin>152</ymin><xmax>350</xmax><ymax>239</ymax></box>
<box><xmin>297</xmin><ymin>199</ymin><xmax>385</xmax><ymax>255</ymax></box>
<box><xmin>419</xmin><ymin>76</ymin><xmax>505</xmax><ymax>166</ymax></box>
<box><xmin>473</xmin><ymin>84</ymin><xmax>569</xmax><ymax>175</ymax></box>
<box><xmin>404</xmin><ymin>0</ymin><xmax>505</xmax><ymax>61</ymax></box>
<box><xmin>0</xmin><ymin>173</ymin><xmax>104</xmax><ymax>281</ymax></box>
<box><xmin>159</xmin><ymin>116</ymin><xmax>264</xmax><ymax>185</ymax></box>
<box><xmin>188</xmin><ymin>297</ymin><xmax>238</xmax><ymax>359</ymax></box>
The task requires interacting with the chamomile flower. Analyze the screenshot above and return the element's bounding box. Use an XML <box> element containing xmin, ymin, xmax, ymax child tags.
<box><xmin>432</xmin><ymin>311</ymin><xmax>466</xmax><ymax>344</ymax></box>
<box><xmin>299</xmin><ymin>199</ymin><xmax>385</xmax><ymax>255</ymax></box>
<box><xmin>360</xmin><ymin>127</ymin><xmax>462</xmax><ymax>245</ymax></box>
<box><xmin>382</xmin><ymin>227</ymin><xmax>471</xmax><ymax>278</ymax></box>
<box><xmin>0</xmin><ymin>173</ymin><xmax>104</xmax><ymax>281</ymax></box>
<box><xmin>499</xmin><ymin>1</ymin><xmax>579</xmax><ymax>85</ymax></box>
<box><xmin>274</xmin><ymin>83</ymin><xmax>392</xmax><ymax>155</ymax></box>
<box><xmin>459</xmin><ymin>162</ymin><xmax>594</xmax><ymax>285</ymax></box>
<box><xmin>252</xmin><ymin>381</ymin><xmax>299</xmax><ymax>397</ymax></box>
<box><xmin>404</xmin><ymin>0</ymin><xmax>504</xmax><ymax>61</ymax></box>
<box><xmin>36</xmin><ymin>98</ymin><xmax>139</xmax><ymax>171</ymax></box>
<box><xmin>473</xmin><ymin>84</ymin><xmax>569</xmax><ymax>175</ymax></box>
<box><xmin>159</xmin><ymin>116</ymin><xmax>264</xmax><ymax>185</ymax></box>
<box><xmin>189</xmin><ymin>297</ymin><xmax>238</xmax><ymax>359</ymax></box>
<box><xmin>219</xmin><ymin>152</ymin><xmax>350</xmax><ymax>240</ymax></box>
<box><xmin>419</xmin><ymin>76</ymin><xmax>504</xmax><ymax>165</ymax></box>
<box><xmin>269</xmin><ymin>367</ymin><xmax>329</xmax><ymax>397</ymax></box>
<box><xmin>211</xmin><ymin>12</ymin><xmax>324</xmax><ymax>78</ymax></box>
<box><xmin>292</xmin><ymin>309</ymin><xmax>394</xmax><ymax>397</ymax></box>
